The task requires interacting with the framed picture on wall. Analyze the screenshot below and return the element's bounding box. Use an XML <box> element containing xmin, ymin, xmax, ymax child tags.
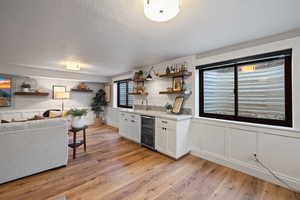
<box><xmin>0</xmin><ymin>77</ymin><xmax>12</xmax><ymax>107</ymax></box>
<box><xmin>172</xmin><ymin>96</ymin><xmax>184</xmax><ymax>114</ymax></box>
<box><xmin>173</xmin><ymin>78</ymin><xmax>182</xmax><ymax>91</ymax></box>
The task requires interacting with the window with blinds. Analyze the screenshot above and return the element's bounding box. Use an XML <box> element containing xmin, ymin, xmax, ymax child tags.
<box><xmin>117</xmin><ymin>79</ymin><xmax>133</xmax><ymax>108</ymax></box>
<box><xmin>198</xmin><ymin>49</ymin><xmax>292</xmax><ymax>127</ymax></box>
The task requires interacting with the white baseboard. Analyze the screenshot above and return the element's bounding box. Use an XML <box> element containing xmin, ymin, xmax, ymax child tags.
<box><xmin>191</xmin><ymin>148</ymin><xmax>300</xmax><ymax>192</ymax></box>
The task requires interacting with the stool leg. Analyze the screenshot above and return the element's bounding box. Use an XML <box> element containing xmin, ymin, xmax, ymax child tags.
<box><xmin>73</xmin><ymin>131</ymin><xmax>76</xmax><ymax>159</ymax></box>
<box><xmin>83</xmin><ymin>128</ymin><xmax>87</xmax><ymax>152</ymax></box>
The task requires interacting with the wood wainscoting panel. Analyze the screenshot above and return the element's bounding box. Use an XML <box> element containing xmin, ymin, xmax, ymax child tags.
<box><xmin>0</xmin><ymin>125</ymin><xmax>297</xmax><ymax>200</ymax></box>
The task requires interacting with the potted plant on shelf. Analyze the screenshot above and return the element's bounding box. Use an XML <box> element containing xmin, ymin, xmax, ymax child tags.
<box><xmin>67</xmin><ymin>109</ymin><xmax>88</xmax><ymax>128</ymax></box>
<box><xmin>21</xmin><ymin>82</ymin><xmax>31</xmax><ymax>92</ymax></box>
<box><xmin>91</xmin><ymin>89</ymin><xmax>107</xmax><ymax>125</ymax></box>
<box><xmin>165</xmin><ymin>103</ymin><xmax>173</xmax><ymax>114</ymax></box>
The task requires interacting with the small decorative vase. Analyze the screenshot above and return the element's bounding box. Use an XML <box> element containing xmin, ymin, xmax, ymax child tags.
<box><xmin>182</xmin><ymin>81</ymin><xmax>187</xmax><ymax>91</ymax></box>
<box><xmin>166</xmin><ymin>109</ymin><xmax>172</xmax><ymax>114</ymax></box>
<box><xmin>184</xmin><ymin>90</ymin><xmax>192</xmax><ymax>95</ymax></box>
<box><xmin>22</xmin><ymin>88</ymin><xmax>30</xmax><ymax>92</ymax></box>
<box><xmin>72</xmin><ymin>116</ymin><xmax>86</xmax><ymax>128</ymax></box>
<box><xmin>166</xmin><ymin>67</ymin><xmax>170</xmax><ymax>74</ymax></box>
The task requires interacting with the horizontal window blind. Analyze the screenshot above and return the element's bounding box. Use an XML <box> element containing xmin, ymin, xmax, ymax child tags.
<box><xmin>118</xmin><ymin>82</ymin><xmax>127</xmax><ymax>106</ymax></box>
<box><xmin>128</xmin><ymin>81</ymin><xmax>134</xmax><ymax>107</ymax></box>
<box><xmin>204</xmin><ymin>67</ymin><xmax>234</xmax><ymax>115</ymax></box>
<box><xmin>238</xmin><ymin>59</ymin><xmax>285</xmax><ymax>120</ymax></box>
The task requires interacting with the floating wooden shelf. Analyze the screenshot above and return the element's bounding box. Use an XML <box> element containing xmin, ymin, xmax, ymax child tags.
<box><xmin>71</xmin><ymin>89</ymin><xmax>93</xmax><ymax>92</ymax></box>
<box><xmin>159</xmin><ymin>91</ymin><xmax>184</xmax><ymax>95</ymax></box>
<box><xmin>159</xmin><ymin>71</ymin><xmax>192</xmax><ymax>78</ymax></box>
<box><xmin>14</xmin><ymin>92</ymin><xmax>49</xmax><ymax>96</ymax></box>
<box><xmin>128</xmin><ymin>92</ymin><xmax>142</xmax><ymax>95</ymax></box>
<box><xmin>128</xmin><ymin>92</ymin><xmax>149</xmax><ymax>96</ymax></box>
<box><xmin>132</xmin><ymin>78</ymin><xmax>148</xmax><ymax>82</ymax></box>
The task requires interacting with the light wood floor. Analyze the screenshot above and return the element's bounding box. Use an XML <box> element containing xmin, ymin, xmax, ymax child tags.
<box><xmin>0</xmin><ymin>125</ymin><xmax>298</xmax><ymax>200</ymax></box>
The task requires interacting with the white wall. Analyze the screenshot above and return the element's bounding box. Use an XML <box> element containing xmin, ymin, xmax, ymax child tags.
<box><xmin>105</xmin><ymin>60</ymin><xmax>195</xmax><ymax>127</ymax></box>
<box><xmin>0</xmin><ymin>75</ymin><xmax>104</xmax><ymax>124</ymax></box>
<box><xmin>190</xmin><ymin>36</ymin><xmax>300</xmax><ymax>191</ymax></box>
<box><xmin>104</xmin><ymin>74</ymin><xmax>132</xmax><ymax>127</ymax></box>
<box><xmin>105</xmin><ymin>36</ymin><xmax>300</xmax><ymax>191</ymax></box>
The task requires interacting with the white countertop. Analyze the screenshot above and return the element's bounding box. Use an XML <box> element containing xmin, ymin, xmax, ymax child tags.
<box><xmin>120</xmin><ymin>109</ymin><xmax>192</xmax><ymax>121</ymax></box>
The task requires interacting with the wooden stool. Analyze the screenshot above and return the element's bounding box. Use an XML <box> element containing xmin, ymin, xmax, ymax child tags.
<box><xmin>68</xmin><ymin>126</ymin><xmax>88</xmax><ymax>159</ymax></box>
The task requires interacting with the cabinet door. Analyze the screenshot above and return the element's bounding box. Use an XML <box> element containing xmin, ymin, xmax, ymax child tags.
<box><xmin>166</xmin><ymin>128</ymin><xmax>177</xmax><ymax>158</ymax></box>
<box><xmin>119</xmin><ymin>113</ymin><xmax>128</xmax><ymax>137</ymax></box>
<box><xmin>129</xmin><ymin>119</ymin><xmax>138</xmax><ymax>142</ymax></box>
<box><xmin>126</xmin><ymin>114</ymin><xmax>139</xmax><ymax>142</ymax></box>
<box><xmin>118</xmin><ymin>113</ymin><xmax>124</xmax><ymax>136</ymax></box>
<box><xmin>156</xmin><ymin>126</ymin><xmax>167</xmax><ymax>153</ymax></box>
<box><xmin>132</xmin><ymin>119</ymin><xmax>141</xmax><ymax>143</ymax></box>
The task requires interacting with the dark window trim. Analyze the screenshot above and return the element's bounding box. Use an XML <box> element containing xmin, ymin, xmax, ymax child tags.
<box><xmin>198</xmin><ymin>49</ymin><xmax>293</xmax><ymax>127</ymax></box>
<box><xmin>196</xmin><ymin>49</ymin><xmax>292</xmax><ymax>70</ymax></box>
<box><xmin>117</xmin><ymin>79</ymin><xmax>133</xmax><ymax>109</ymax></box>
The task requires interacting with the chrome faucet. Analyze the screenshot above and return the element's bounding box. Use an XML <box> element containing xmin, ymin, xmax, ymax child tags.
<box><xmin>142</xmin><ymin>98</ymin><xmax>149</xmax><ymax>111</ymax></box>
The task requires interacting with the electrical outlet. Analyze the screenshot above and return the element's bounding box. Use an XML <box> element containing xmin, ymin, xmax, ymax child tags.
<box><xmin>251</xmin><ymin>153</ymin><xmax>257</xmax><ymax>162</ymax></box>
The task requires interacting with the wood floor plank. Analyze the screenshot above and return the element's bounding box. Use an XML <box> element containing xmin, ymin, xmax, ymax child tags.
<box><xmin>0</xmin><ymin>148</ymin><xmax>150</xmax><ymax>200</ymax></box>
<box><xmin>47</xmin><ymin>154</ymin><xmax>172</xmax><ymax>200</ymax></box>
<box><xmin>154</xmin><ymin>161</ymin><xmax>222</xmax><ymax>200</ymax></box>
<box><xmin>0</xmin><ymin>125</ymin><xmax>297</xmax><ymax>200</ymax></box>
<box><xmin>234</xmin><ymin>176</ymin><xmax>265</xmax><ymax>200</ymax></box>
<box><xmin>100</xmin><ymin>156</ymin><xmax>203</xmax><ymax>200</ymax></box>
<box><xmin>207</xmin><ymin>170</ymin><xmax>248</xmax><ymax>200</ymax></box>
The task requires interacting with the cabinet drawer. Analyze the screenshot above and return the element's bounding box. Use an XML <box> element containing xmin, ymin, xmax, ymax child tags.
<box><xmin>129</xmin><ymin>114</ymin><xmax>139</xmax><ymax>120</ymax></box>
<box><xmin>120</xmin><ymin>112</ymin><xmax>128</xmax><ymax>120</ymax></box>
<box><xmin>158</xmin><ymin>118</ymin><xmax>177</xmax><ymax>130</ymax></box>
<box><xmin>120</xmin><ymin>112</ymin><xmax>127</xmax><ymax>117</ymax></box>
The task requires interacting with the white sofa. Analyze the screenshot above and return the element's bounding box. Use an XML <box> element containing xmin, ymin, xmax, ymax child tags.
<box><xmin>0</xmin><ymin>118</ymin><xmax>68</xmax><ymax>184</ymax></box>
<box><xmin>0</xmin><ymin>108</ymin><xmax>96</xmax><ymax>125</ymax></box>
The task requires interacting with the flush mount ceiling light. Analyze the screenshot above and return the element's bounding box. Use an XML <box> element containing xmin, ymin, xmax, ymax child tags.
<box><xmin>65</xmin><ymin>62</ymin><xmax>81</xmax><ymax>71</ymax></box>
<box><xmin>61</xmin><ymin>61</ymin><xmax>82</xmax><ymax>71</ymax></box>
<box><xmin>144</xmin><ymin>0</ymin><xmax>181</xmax><ymax>22</ymax></box>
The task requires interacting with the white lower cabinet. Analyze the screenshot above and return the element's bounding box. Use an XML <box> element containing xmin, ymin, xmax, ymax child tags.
<box><xmin>119</xmin><ymin>112</ymin><xmax>191</xmax><ymax>159</ymax></box>
<box><xmin>156</xmin><ymin>125</ymin><xmax>167</xmax><ymax>153</ymax></box>
<box><xmin>119</xmin><ymin>112</ymin><xmax>141</xmax><ymax>143</ymax></box>
<box><xmin>155</xmin><ymin>117</ymin><xmax>190</xmax><ymax>159</ymax></box>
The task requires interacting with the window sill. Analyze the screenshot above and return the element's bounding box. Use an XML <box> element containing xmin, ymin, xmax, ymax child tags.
<box><xmin>118</xmin><ymin>108</ymin><xmax>134</xmax><ymax>112</ymax></box>
<box><xmin>111</xmin><ymin>107</ymin><xmax>133</xmax><ymax>112</ymax></box>
<box><xmin>193</xmin><ymin>116</ymin><xmax>300</xmax><ymax>136</ymax></box>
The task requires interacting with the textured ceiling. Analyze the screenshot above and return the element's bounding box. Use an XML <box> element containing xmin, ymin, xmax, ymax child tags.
<box><xmin>0</xmin><ymin>0</ymin><xmax>300</xmax><ymax>77</ymax></box>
